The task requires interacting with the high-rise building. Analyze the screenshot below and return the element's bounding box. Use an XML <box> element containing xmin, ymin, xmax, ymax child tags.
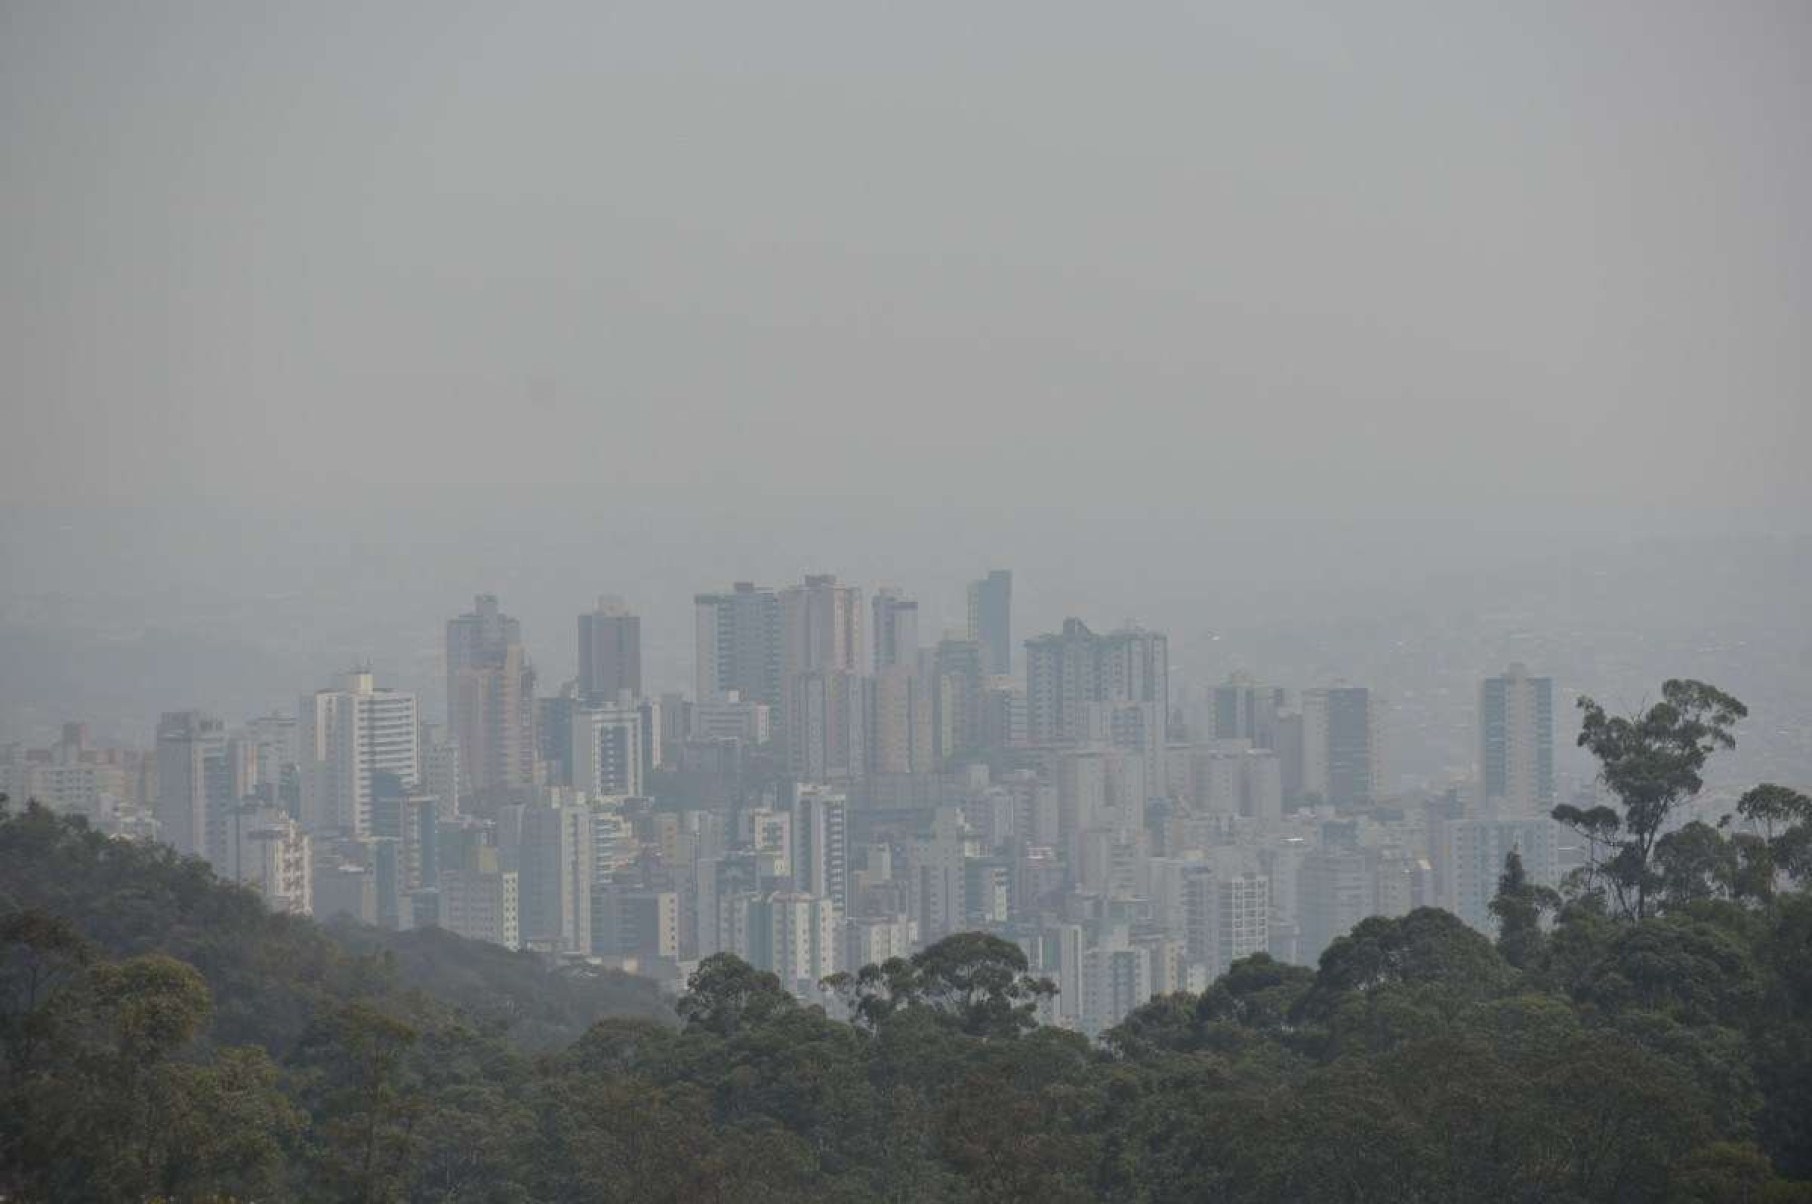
<box><xmin>906</xmin><ymin>807</ymin><xmax>967</xmax><ymax>944</ymax></box>
<box><xmin>867</xmin><ymin>665</ymin><xmax>934</xmax><ymax>775</ymax></box>
<box><xmin>1212</xmin><ymin>674</ymin><xmax>1286</xmax><ymax>748</ymax></box>
<box><xmin>1297</xmin><ymin>846</ymin><xmax>1377</xmax><ymax>962</ymax></box>
<box><xmin>1081</xmin><ymin>943</ymin><xmax>1151</xmax><ymax>1036</ymax></box>
<box><xmin>439</xmin><ymin>859</ymin><xmax>520</xmax><ymax>950</ymax></box>
<box><xmin>966</xmin><ymin>569</ymin><xmax>1013</xmax><ymax>676</ymax></box>
<box><xmin>514</xmin><ymin>801</ymin><xmax>594</xmax><ymax>955</ymax></box>
<box><xmin>781</xmin><ymin>574</ymin><xmax>864</xmax><ymax>679</ymax></box>
<box><xmin>695</xmin><ymin>582</ymin><xmax>783</xmax><ymax>706</ymax></box>
<box><xmin>793</xmin><ymin>785</ymin><xmax>850</xmax><ymax>914</ymax></box>
<box><xmin>1479</xmin><ymin>664</ymin><xmax>1555</xmax><ymax>816</ymax></box>
<box><xmin>928</xmin><ymin>636</ymin><xmax>985</xmax><ymax>761</ymax></box>
<box><xmin>691</xmin><ymin>694</ymin><xmax>772</xmax><ymax>745</ymax></box>
<box><xmin>243</xmin><ymin>712</ymin><xmax>300</xmax><ymax>808</ymax></box>
<box><xmin>1176</xmin><ymin>859</ymin><xmax>1267</xmax><ymax>977</ymax></box>
<box><xmin>1025</xmin><ymin>619</ymin><xmax>1169</xmax><ymax>795</ymax></box>
<box><xmin>446</xmin><ymin>595</ymin><xmax>538</xmax><ymax>796</ymax></box>
<box><xmin>596</xmin><ymin>886</ymin><xmax>681</xmax><ymax>961</ymax></box>
<box><xmin>1440</xmin><ymin>816</ymin><xmax>1561</xmax><ymax>933</ymax></box>
<box><xmin>747</xmin><ymin>891</ymin><xmax>839</xmax><ymax>996</ymax></box>
<box><xmin>420</xmin><ymin>725</ymin><xmax>460</xmax><ymax>816</ymax></box>
<box><xmin>155</xmin><ymin>710</ymin><xmax>226</xmax><ymax>859</ymax></box>
<box><xmin>299</xmin><ymin>670</ymin><xmax>419</xmax><ymax>838</ymax></box>
<box><xmin>1300</xmin><ymin>686</ymin><xmax>1380</xmax><ymax>807</ymax></box>
<box><xmin>787</xmin><ymin>669</ymin><xmax>867</xmax><ymax>782</ymax></box>
<box><xmin>570</xmin><ymin>700</ymin><xmax>644</xmax><ymax>797</ymax></box>
<box><xmin>778</xmin><ymin>575</ymin><xmax>865</xmax><ymax>772</ymax></box>
<box><xmin>1025</xmin><ymin>620</ymin><xmax>1168</xmax><ymax>745</ymax></box>
<box><xmin>223</xmin><ymin>806</ymin><xmax>313</xmax><ymax>916</ymax></box>
<box><xmin>578</xmin><ymin>596</ymin><xmax>642</xmax><ymax>702</ymax></box>
<box><xmin>871</xmin><ymin>587</ymin><xmax>919</xmax><ymax>672</ymax></box>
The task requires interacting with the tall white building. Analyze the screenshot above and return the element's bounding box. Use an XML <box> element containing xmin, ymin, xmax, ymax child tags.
<box><xmin>439</xmin><ymin>867</ymin><xmax>521</xmax><ymax>950</ymax></box>
<box><xmin>155</xmin><ymin>710</ymin><xmax>226</xmax><ymax>859</ymax></box>
<box><xmin>749</xmin><ymin>892</ymin><xmax>839</xmax><ymax>996</ymax></box>
<box><xmin>1479</xmin><ymin>664</ymin><xmax>1555</xmax><ymax>816</ymax></box>
<box><xmin>224</xmin><ymin>807</ymin><xmax>313</xmax><ymax>916</ymax></box>
<box><xmin>1440</xmin><ymin>816</ymin><xmax>1561</xmax><ymax>933</ymax></box>
<box><xmin>570</xmin><ymin>701</ymin><xmax>644</xmax><ymax>798</ymax></box>
<box><xmin>1081</xmin><ymin>943</ymin><xmax>1152</xmax><ymax>1036</ymax></box>
<box><xmin>844</xmin><ymin>915</ymin><xmax>913</xmax><ymax>972</ymax></box>
<box><xmin>299</xmin><ymin>670</ymin><xmax>419</xmax><ymax>837</ymax></box>
<box><xmin>1297</xmin><ymin>847</ymin><xmax>1377</xmax><ymax>962</ymax></box>
<box><xmin>793</xmin><ymin>786</ymin><xmax>850</xmax><ymax>914</ymax></box>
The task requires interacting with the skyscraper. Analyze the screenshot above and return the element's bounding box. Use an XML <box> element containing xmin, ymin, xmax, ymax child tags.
<box><xmin>788</xmin><ymin>669</ymin><xmax>868</xmax><ymax>782</ymax></box>
<box><xmin>155</xmin><ymin>710</ymin><xmax>225</xmax><ymax>858</ymax></box>
<box><xmin>1025</xmin><ymin>618</ymin><xmax>1169</xmax><ymax>792</ymax></box>
<box><xmin>446</xmin><ymin>595</ymin><xmax>537</xmax><ymax>796</ymax></box>
<box><xmin>570</xmin><ymin>700</ymin><xmax>644</xmax><ymax>797</ymax></box>
<box><xmin>867</xmin><ymin>663</ymin><xmax>934</xmax><ymax>775</ymax></box>
<box><xmin>780</xmin><ymin>574</ymin><xmax>864</xmax><ymax>772</ymax></box>
<box><xmin>967</xmin><ymin>569</ymin><xmax>1013</xmax><ymax>676</ymax></box>
<box><xmin>1479</xmin><ymin>663</ymin><xmax>1555</xmax><ymax>815</ymax></box>
<box><xmin>695</xmin><ymin>582</ymin><xmax>782</xmax><ymax>706</ymax></box>
<box><xmin>1300</xmin><ymin>686</ymin><xmax>1380</xmax><ymax>807</ymax></box>
<box><xmin>1211</xmin><ymin>674</ymin><xmax>1285</xmax><ymax>747</ymax></box>
<box><xmin>1440</xmin><ymin>815</ymin><xmax>1559</xmax><ymax>932</ymax></box>
<box><xmin>299</xmin><ymin>670</ymin><xmax>420</xmax><ymax>837</ymax></box>
<box><xmin>577</xmin><ymin>596</ymin><xmax>642</xmax><ymax>703</ymax></box>
<box><xmin>513</xmin><ymin>800</ymin><xmax>595</xmax><ymax>955</ymax></box>
<box><xmin>928</xmin><ymin>635</ymin><xmax>985</xmax><ymax>760</ymax></box>
<box><xmin>871</xmin><ymin>587</ymin><xmax>919</xmax><ymax>672</ymax></box>
<box><xmin>781</xmin><ymin>574</ymin><xmax>864</xmax><ymax>679</ymax></box>
<box><xmin>793</xmin><ymin>785</ymin><xmax>850</xmax><ymax>915</ymax></box>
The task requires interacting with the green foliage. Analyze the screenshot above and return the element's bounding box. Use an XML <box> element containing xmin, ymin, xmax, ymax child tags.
<box><xmin>1558</xmin><ymin>679</ymin><xmax>1747</xmax><ymax>919</ymax></box>
<box><xmin>7</xmin><ymin>773</ymin><xmax>1812</xmax><ymax>1199</ymax></box>
<box><xmin>1491</xmin><ymin>849</ymin><xmax>1561</xmax><ymax>968</ymax></box>
<box><xmin>825</xmin><ymin>932</ymin><xmax>1055</xmax><ymax>1040</ymax></box>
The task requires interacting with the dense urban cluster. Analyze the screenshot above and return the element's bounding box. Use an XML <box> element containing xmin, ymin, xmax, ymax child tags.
<box><xmin>0</xmin><ymin>571</ymin><xmax>1753</xmax><ymax>1036</ymax></box>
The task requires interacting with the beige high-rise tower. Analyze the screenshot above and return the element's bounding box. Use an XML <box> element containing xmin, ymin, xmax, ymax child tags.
<box><xmin>780</xmin><ymin>575</ymin><xmax>864</xmax><ymax>776</ymax></box>
<box><xmin>446</xmin><ymin>595</ymin><xmax>537</xmax><ymax>798</ymax></box>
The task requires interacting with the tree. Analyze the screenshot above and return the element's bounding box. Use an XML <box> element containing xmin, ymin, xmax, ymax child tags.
<box><xmin>293</xmin><ymin>1001</ymin><xmax>424</xmax><ymax>1203</ymax></box>
<box><xmin>0</xmin><ymin>909</ymin><xmax>95</xmax><ymax>1076</ymax></box>
<box><xmin>1554</xmin><ymin>680</ymin><xmax>1746</xmax><ymax>920</ymax></box>
<box><xmin>1655</xmin><ymin>821</ymin><xmax>1741</xmax><ymax>909</ymax></box>
<box><xmin>1489</xmin><ymin>850</ymin><xmax>1560</xmax><ymax>969</ymax></box>
<box><xmin>1298</xmin><ymin>908</ymin><xmax>1512</xmax><ymax>1020</ymax></box>
<box><xmin>830</xmin><ymin>933</ymin><xmax>1055</xmax><ymax>1040</ymax></box>
<box><xmin>1733</xmin><ymin>783</ymin><xmax>1812</xmax><ymax>897</ymax></box>
<box><xmin>677</xmin><ymin>954</ymin><xmax>797</xmax><ymax>1039</ymax></box>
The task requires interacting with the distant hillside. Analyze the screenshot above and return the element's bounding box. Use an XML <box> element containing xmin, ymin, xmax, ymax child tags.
<box><xmin>0</xmin><ymin>796</ymin><xmax>670</xmax><ymax>1057</ymax></box>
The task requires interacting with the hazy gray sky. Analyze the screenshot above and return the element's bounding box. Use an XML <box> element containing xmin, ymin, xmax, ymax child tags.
<box><xmin>3</xmin><ymin>1</ymin><xmax>1808</xmax><ymax>521</ymax></box>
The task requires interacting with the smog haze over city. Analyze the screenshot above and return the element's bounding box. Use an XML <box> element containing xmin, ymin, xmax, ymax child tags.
<box><xmin>3</xmin><ymin>3</ymin><xmax>1812</xmax><ymax>1201</ymax></box>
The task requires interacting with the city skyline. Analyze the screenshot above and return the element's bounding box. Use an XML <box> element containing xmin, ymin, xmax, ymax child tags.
<box><xmin>5</xmin><ymin>548</ymin><xmax>1668</xmax><ymax>1037</ymax></box>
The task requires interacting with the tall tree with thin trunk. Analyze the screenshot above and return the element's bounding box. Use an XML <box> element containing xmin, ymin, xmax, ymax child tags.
<box><xmin>1554</xmin><ymin>679</ymin><xmax>1745</xmax><ymax>920</ymax></box>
